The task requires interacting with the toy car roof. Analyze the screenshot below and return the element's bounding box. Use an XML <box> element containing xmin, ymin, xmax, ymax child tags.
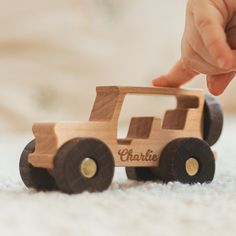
<box><xmin>96</xmin><ymin>86</ymin><xmax>204</xmax><ymax>97</ymax></box>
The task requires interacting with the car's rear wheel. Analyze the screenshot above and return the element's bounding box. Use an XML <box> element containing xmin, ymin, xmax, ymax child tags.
<box><xmin>203</xmin><ymin>95</ymin><xmax>223</xmax><ymax>146</ymax></box>
<box><xmin>53</xmin><ymin>138</ymin><xmax>115</xmax><ymax>194</ymax></box>
<box><xmin>19</xmin><ymin>140</ymin><xmax>58</xmax><ymax>191</ymax></box>
<box><xmin>158</xmin><ymin>138</ymin><xmax>215</xmax><ymax>184</ymax></box>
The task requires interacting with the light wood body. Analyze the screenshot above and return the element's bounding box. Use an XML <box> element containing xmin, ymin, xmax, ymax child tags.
<box><xmin>28</xmin><ymin>86</ymin><xmax>205</xmax><ymax>169</ymax></box>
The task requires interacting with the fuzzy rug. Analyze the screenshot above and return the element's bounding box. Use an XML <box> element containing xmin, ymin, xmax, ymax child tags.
<box><xmin>0</xmin><ymin>117</ymin><xmax>235</xmax><ymax>236</ymax></box>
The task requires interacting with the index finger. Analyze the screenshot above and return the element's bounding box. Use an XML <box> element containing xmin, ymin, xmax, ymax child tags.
<box><xmin>152</xmin><ymin>59</ymin><xmax>198</xmax><ymax>87</ymax></box>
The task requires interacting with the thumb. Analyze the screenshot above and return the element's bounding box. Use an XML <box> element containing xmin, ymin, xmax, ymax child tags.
<box><xmin>206</xmin><ymin>72</ymin><xmax>236</xmax><ymax>96</ymax></box>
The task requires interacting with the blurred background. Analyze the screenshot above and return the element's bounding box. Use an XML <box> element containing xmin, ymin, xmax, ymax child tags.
<box><xmin>0</xmin><ymin>0</ymin><xmax>235</xmax><ymax>133</ymax></box>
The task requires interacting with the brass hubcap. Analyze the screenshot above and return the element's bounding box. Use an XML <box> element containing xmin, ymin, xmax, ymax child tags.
<box><xmin>80</xmin><ymin>157</ymin><xmax>97</xmax><ymax>178</ymax></box>
<box><xmin>185</xmin><ymin>157</ymin><xmax>199</xmax><ymax>176</ymax></box>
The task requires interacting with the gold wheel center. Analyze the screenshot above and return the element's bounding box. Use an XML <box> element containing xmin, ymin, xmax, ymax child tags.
<box><xmin>185</xmin><ymin>157</ymin><xmax>199</xmax><ymax>176</ymax></box>
<box><xmin>80</xmin><ymin>157</ymin><xmax>97</xmax><ymax>178</ymax></box>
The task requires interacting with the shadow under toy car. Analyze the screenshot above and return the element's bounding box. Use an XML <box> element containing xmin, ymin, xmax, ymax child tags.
<box><xmin>19</xmin><ymin>86</ymin><xmax>223</xmax><ymax>194</ymax></box>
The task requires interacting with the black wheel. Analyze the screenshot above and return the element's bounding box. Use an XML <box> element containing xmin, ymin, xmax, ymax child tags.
<box><xmin>158</xmin><ymin>138</ymin><xmax>215</xmax><ymax>184</ymax></box>
<box><xmin>19</xmin><ymin>140</ymin><xmax>58</xmax><ymax>191</ymax></box>
<box><xmin>204</xmin><ymin>95</ymin><xmax>223</xmax><ymax>146</ymax></box>
<box><xmin>53</xmin><ymin>138</ymin><xmax>115</xmax><ymax>194</ymax></box>
<box><xmin>125</xmin><ymin>167</ymin><xmax>158</xmax><ymax>181</ymax></box>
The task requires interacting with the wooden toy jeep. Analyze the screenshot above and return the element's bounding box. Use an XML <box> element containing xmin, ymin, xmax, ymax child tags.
<box><xmin>19</xmin><ymin>86</ymin><xmax>223</xmax><ymax>194</ymax></box>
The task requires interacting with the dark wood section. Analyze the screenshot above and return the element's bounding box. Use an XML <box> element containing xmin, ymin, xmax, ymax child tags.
<box><xmin>53</xmin><ymin>138</ymin><xmax>115</xmax><ymax>194</ymax></box>
<box><xmin>19</xmin><ymin>140</ymin><xmax>58</xmax><ymax>191</ymax></box>
<box><xmin>127</xmin><ymin>117</ymin><xmax>154</xmax><ymax>139</ymax></box>
<box><xmin>162</xmin><ymin>109</ymin><xmax>188</xmax><ymax>130</ymax></box>
<box><xmin>177</xmin><ymin>95</ymin><xmax>199</xmax><ymax>108</ymax></box>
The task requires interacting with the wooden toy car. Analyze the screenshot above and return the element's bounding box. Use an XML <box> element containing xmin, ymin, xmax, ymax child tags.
<box><xmin>19</xmin><ymin>86</ymin><xmax>223</xmax><ymax>194</ymax></box>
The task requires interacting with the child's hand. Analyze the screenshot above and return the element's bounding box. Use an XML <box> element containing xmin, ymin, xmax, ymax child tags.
<box><xmin>153</xmin><ymin>0</ymin><xmax>236</xmax><ymax>95</ymax></box>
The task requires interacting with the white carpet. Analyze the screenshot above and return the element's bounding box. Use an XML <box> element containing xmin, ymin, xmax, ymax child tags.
<box><xmin>0</xmin><ymin>117</ymin><xmax>235</xmax><ymax>236</ymax></box>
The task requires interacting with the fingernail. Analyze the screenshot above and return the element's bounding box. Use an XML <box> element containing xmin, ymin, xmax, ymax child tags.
<box><xmin>152</xmin><ymin>76</ymin><xmax>163</xmax><ymax>85</ymax></box>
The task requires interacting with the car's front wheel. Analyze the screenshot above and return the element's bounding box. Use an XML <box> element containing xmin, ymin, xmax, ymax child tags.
<box><xmin>53</xmin><ymin>138</ymin><xmax>115</xmax><ymax>194</ymax></box>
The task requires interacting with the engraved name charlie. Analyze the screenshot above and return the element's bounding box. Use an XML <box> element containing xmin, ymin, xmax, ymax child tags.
<box><xmin>118</xmin><ymin>148</ymin><xmax>159</xmax><ymax>162</ymax></box>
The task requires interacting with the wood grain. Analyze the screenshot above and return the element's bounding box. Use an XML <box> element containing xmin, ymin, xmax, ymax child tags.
<box><xmin>27</xmin><ymin>86</ymin><xmax>209</xmax><ymax>170</ymax></box>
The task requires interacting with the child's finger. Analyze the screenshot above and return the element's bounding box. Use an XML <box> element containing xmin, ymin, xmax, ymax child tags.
<box><xmin>182</xmin><ymin>37</ymin><xmax>229</xmax><ymax>75</ymax></box>
<box><xmin>193</xmin><ymin>4</ymin><xmax>234</xmax><ymax>69</ymax></box>
<box><xmin>152</xmin><ymin>59</ymin><xmax>198</xmax><ymax>87</ymax></box>
<box><xmin>206</xmin><ymin>72</ymin><xmax>236</xmax><ymax>96</ymax></box>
